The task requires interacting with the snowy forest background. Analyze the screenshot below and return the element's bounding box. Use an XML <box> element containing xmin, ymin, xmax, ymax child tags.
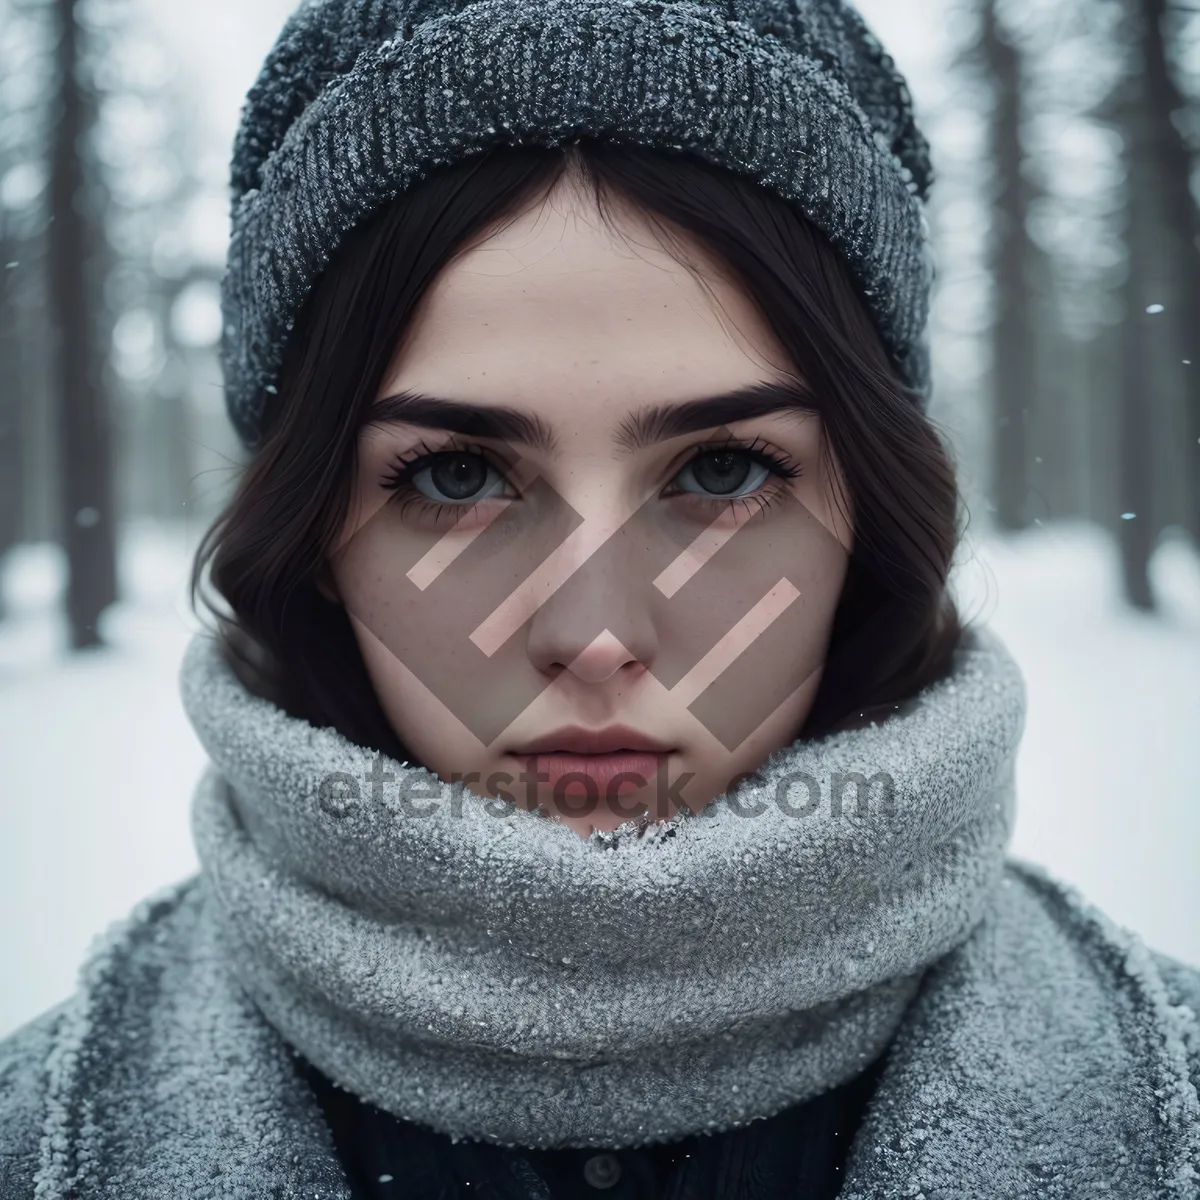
<box><xmin>1</xmin><ymin>0</ymin><xmax>1198</xmax><ymax>1037</ymax></box>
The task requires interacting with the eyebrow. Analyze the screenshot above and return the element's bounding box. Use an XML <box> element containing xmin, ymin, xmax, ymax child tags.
<box><xmin>615</xmin><ymin>379</ymin><xmax>816</xmax><ymax>452</ymax></box>
<box><xmin>368</xmin><ymin>391</ymin><xmax>557</xmax><ymax>452</ymax></box>
<box><xmin>367</xmin><ymin>379</ymin><xmax>815</xmax><ymax>454</ymax></box>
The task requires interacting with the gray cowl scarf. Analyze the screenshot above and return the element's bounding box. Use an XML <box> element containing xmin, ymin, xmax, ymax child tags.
<box><xmin>182</xmin><ymin>621</ymin><xmax>1024</xmax><ymax>1150</ymax></box>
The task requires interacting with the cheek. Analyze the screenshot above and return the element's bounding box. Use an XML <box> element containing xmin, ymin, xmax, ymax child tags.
<box><xmin>696</xmin><ymin>661</ymin><xmax>826</xmax><ymax>765</ymax></box>
<box><xmin>332</xmin><ymin>516</ymin><xmax>550</xmax><ymax>752</ymax></box>
<box><xmin>349</xmin><ymin>613</ymin><xmax>432</xmax><ymax>728</ymax></box>
<box><xmin>650</xmin><ymin>499</ymin><xmax>847</xmax><ymax>754</ymax></box>
<box><xmin>348</xmin><ymin>613</ymin><xmax>494</xmax><ymax>776</ymax></box>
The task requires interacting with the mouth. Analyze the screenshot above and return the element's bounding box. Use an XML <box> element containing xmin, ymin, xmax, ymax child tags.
<box><xmin>507</xmin><ymin>725</ymin><xmax>675</xmax><ymax>802</ymax></box>
<box><xmin>510</xmin><ymin>725</ymin><xmax>674</xmax><ymax>757</ymax></box>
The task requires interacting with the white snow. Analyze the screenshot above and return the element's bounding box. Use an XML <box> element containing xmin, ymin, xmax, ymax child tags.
<box><xmin>1</xmin><ymin>517</ymin><xmax>1196</xmax><ymax>1039</ymax></box>
<box><xmin>0</xmin><ymin>522</ymin><xmax>206</xmax><ymax>1038</ymax></box>
<box><xmin>954</xmin><ymin>522</ymin><xmax>1200</xmax><ymax>968</ymax></box>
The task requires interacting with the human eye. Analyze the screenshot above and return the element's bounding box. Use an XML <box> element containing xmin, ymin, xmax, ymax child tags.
<box><xmin>665</xmin><ymin>437</ymin><xmax>804</xmax><ymax>506</ymax></box>
<box><xmin>380</xmin><ymin>442</ymin><xmax>515</xmax><ymax>518</ymax></box>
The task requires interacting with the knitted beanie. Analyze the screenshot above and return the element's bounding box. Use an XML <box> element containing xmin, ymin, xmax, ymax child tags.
<box><xmin>221</xmin><ymin>0</ymin><xmax>935</xmax><ymax>449</ymax></box>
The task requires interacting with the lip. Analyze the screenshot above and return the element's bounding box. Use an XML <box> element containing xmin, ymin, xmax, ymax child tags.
<box><xmin>510</xmin><ymin>752</ymin><xmax>671</xmax><ymax>807</ymax></box>
<box><xmin>508</xmin><ymin>725</ymin><xmax>675</xmax><ymax>756</ymax></box>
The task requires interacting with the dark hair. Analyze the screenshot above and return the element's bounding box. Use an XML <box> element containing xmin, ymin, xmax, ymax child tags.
<box><xmin>193</xmin><ymin>138</ymin><xmax>962</xmax><ymax>761</ymax></box>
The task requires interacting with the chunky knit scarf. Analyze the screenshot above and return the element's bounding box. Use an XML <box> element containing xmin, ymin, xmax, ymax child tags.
<box><xmin>182</xmin><ymin>622</ymin><xmax>1025</xmax><ymax>1151</ymax></box>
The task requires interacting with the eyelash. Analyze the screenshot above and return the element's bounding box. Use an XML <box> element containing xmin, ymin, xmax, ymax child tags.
<box><xmin>379</xmin><ymin>435</ymin><xmax>805</xmax><ymax>519</ymax></box>
<box><xmin>378</xmin><ymin>438</ymin><xmax>478</xmax><ymax>491</ymax></box>
<box><xmin>379</xmin><ymin>438</ymin><xmax>508</xmax><ymax>523</ymax></box>
<box><xmin>662</xmin><ymin>436</ymin><xmax>806</xmax><ymax>523</ymax></box>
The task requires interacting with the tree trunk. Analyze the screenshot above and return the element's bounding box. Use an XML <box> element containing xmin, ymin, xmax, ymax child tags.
<box><xmin>1115</xmin><ymin>0</ymin><xmax>1176</xmax><ymax>611</ymax></box>
<box><xmin>1118</xmin><ymin>282</ymin><xmax>1158</xmax><ymax>612</ymax></box>
<box><xmin>47</xmin><ymin>0</ymin><xmax>117</xmax><ymax>648</ymax></box>
<box><xmin>0</xmin><ymin>249</ymin><xmax>24</xmax><ymax>568</ymax></box>
<box><xmin>1139</xmin><ymin>0</ymin><xmax>1200</xmax><ymax>545</ymax></box>
<box><xmin>981</xmin><ymin>0</ymin><xmax>1036</xmax><ymax>533</ymax></box>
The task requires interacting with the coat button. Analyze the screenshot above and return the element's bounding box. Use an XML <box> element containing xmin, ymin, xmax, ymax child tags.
<box><xmin>582</xmin><ymin>1152</ymin><xmax>622</xmax><ymax>1189</ymax></box>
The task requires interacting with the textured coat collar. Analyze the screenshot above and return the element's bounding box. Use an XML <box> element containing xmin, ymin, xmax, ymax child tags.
<box><xmin>30</xmin><ymin>858</ymin><xmax>1200</xmax><ymax>1199</ymax></box>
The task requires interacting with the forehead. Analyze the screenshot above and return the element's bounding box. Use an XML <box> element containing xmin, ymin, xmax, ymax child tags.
<box><xmin>381</xmin><ymin>176</ymin><xmax>792</xmax><ymax>412</ymax></box>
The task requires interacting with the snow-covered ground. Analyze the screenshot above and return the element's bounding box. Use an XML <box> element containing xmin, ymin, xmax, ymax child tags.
<box><xmin>1</xmin><ymin>518</ymin><xmax>1197</xmax><ymax>1038</ymax></box>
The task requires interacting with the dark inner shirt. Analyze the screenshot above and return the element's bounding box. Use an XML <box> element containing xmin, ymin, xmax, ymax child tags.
<box><xmin>298</xmin><ymin>1047</ymin><xmax>890</xmax><ymax>1200</ymax></box>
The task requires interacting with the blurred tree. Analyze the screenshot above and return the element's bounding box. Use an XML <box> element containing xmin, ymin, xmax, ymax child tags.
<box><xmin>1108</xmin><ymin>0</ymin><xmax>1198</xmax><ymax>608</ymax></box>
<box><xmin>1</xmin><ymin>0</ymin><xmax>57</xmax><ymax>563</ymax></box>
<box><xmin>47</xmin><ymin>0</ymin><xmax>117</xmax><ymax>647</ymax></box>
<box><xmin>0</xmin><ymin>242</ymin><xmax>24</xmax><ymax>612</ymax></box>
<box><xmin>88</xmin><ymin>5</ymin><xmax>215</xmax><ymax>526</ymax></box>
<box><xmin>1137</xmin><ymin>0</ymin><xmax>1200</xmax><ymax>546</ymax></box>
<box><xmin>0</xmin><ymin>267</ymin><xmax>22</xmax><ymax>624</ymax></box>
<box><xmin>1022</xmin><ymin>0</ymin><xmax>1126</xmax><ymax>533</ymax></box>
<box><xmin>1116</xmin><ymin>105</ymin><xmax>1161</xmax><ymax>612</ymax></box>
<box><xmin>979</xmin><ymin>0</ymin><xmax>1037</xmax><ymax>532</ymax></box>
<box><xmin>0</xmin><ymin>0</ymin><xmax>40</xmax><ymax>606</ymax></box>
<box><xmin>0</xmin><ymin>0</ymin><xmax>208</xmax><ymax>634</ymax></box>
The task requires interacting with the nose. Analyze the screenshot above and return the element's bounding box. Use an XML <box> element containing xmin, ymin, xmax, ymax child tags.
<box><xmin>555</xmin><ymin>628</ymin><xmax>642</xmax><ymax>684</ymax></box>
<box><xmin>524</xmin><ymin>526</ymin><xmax>659</xmax><ymax>684</ymax></box>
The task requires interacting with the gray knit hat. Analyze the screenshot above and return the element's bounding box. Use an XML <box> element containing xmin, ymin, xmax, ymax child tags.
<box><xmin>221</xmin><ymin>0</ymin><xmax>935</xmax><ymax>449</ymax></box>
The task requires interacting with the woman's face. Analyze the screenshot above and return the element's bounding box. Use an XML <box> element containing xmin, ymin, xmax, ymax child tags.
<box><xmin>328</xmin><ymin>175</ymin><xmax>853</xmax><ymax>838</ymax></box>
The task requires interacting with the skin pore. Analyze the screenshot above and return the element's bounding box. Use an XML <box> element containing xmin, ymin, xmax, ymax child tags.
<box><xmin>326</xmin><ymin>171</ymin><xmax>854</xmax><ymax>839</ymax></box>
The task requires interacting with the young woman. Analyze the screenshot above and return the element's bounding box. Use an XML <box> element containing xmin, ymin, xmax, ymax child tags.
<box><xmin>3</xmin><ymin>1</ymin><xmax>1198</xmax><ymax>1197</ymax></box>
